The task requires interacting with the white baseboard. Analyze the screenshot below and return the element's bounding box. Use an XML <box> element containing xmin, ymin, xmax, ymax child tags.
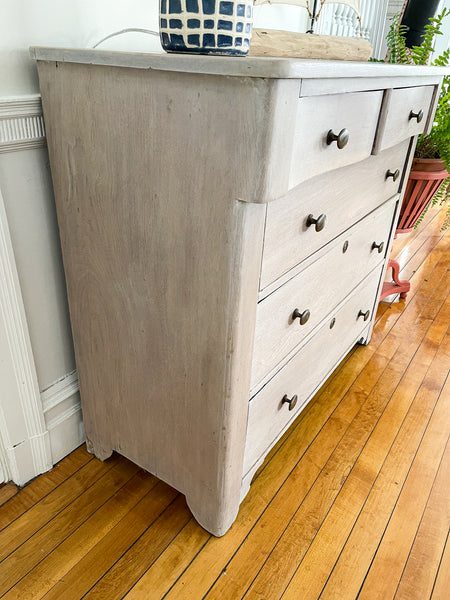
<box><xmin>5</xmin><ymin>431</ymin><xmax>52</xmax><ymax>486</ymax></box>
<box><xmin>41</xmin><ymin>370</ymin><xmax>85</xmax><ymax>464</ymax></box>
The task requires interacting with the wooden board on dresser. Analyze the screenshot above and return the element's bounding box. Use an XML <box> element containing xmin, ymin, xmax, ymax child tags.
<box><xmin>31</xmin><ymin>47</ymin><xmax>447</xmax><ymax>536</ymax></box>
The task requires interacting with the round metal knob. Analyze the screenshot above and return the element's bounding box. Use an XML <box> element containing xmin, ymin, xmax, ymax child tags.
<box><xmin>372</xmin><ymin>241</ymin><xmax>385</xmax><ymax>254</ymax></box>
<box><xmin>358</xmin><ymin>309</ymin><xmax>370</xmax><ymax>322</ymax></box>
<box><xmin>409</xmin><ymin>109</ymin><xmax>424</xmax><ymax>123</ymax></box>
<box><xmin>293</xmin><ymin>308</ymin><xmax>310</xmax><ymax>325</ymax></box>
<box><xmin>327</xmin><ymin>128</ymin><xmax>350</xmax><ymax>149</ymax></box>
<box><xmin>306</xmin><ymin>214</ymin><xmax>326</xmax><ymax>232</ymax></box>
<box><xmin>386</xmin><ymin>169</ymin><xmax>400</xmax><ymax>182</ymax></box>
<box><xmin>282</xmin><ymin>394</ymin><xmax>298</xmax><ymax>411</ymax></box>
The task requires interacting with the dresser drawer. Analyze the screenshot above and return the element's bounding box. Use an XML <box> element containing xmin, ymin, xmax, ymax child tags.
<box><xmin>244</xmin><ymin>265</ymin><xmax>382</xmax><ymax>476</ymax></box>
<box><xmin>289</xmin><ymin>90</ymin><xmax>383</xmax><ymax>189</ymax></box>
<box><xmin>261</xmin><ymin>140</ymin><xmax>409</xmax><ymax>291</ymax></box>
<box><xmin>376</xmin><ymin>85</ymin><xmax>435</xmax><ymax>152</ymax></box>
<box><xmin>251</xmin><ymin>197</ymin><xmax>397</xmax><ymax>391</ymax></box>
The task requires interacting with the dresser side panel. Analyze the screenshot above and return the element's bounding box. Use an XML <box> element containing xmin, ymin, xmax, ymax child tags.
<box><xmin>37</xmin><ymin>61</ymin><xmax>267</xmax><ymax>535</ymax></box>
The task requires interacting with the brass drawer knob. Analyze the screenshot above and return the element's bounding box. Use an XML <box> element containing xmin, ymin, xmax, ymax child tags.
<box><xmin>282</xmin><ymin>394</ymin><xmax>298</xmax><ymax>411</ymax></box>
<box><xmin>409</xmin><ymin>109</ymin><xmax>424</xmax><ymax>123</ymax></box>
<box><xmin>372</xmin><ymin>241</ymin><xmax>385</xmax><ymax>254</ymax></box>
<box><xmin>358</xmin><ymin>309</ymin><xmax>370</xmax><ymax>321</ymax></box>
<box><xmin>293</xmin><ymin>308</ymin><xmax>310</xmax><ymax>325</ymax></box>
<box><xmin>386</xmin><ymin>169</ymin><xmax>400</xmax><ymax>182</ymax></box>
<box><xmin>306</xmin><ymin>213</ymin><xmax>326</xmax><ymax>232</ymax></box>
<box><xmin>327</xmin><ymin>128</ymin><xmax>350</xmax><ymax>149</ymax></box>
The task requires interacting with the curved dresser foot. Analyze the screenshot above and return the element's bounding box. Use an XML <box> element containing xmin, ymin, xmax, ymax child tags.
<box><xmin>85</xmin><ymin>437</ymin><xmax>113</xmax><ymax>461</ymax></box>
<box><xmin>185</xmin><ymin>493</ymin><xmax>240</xmax><ymax>537</ymax></box>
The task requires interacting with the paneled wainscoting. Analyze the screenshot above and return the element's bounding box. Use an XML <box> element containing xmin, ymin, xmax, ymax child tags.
<box><xmin>0</xmin><ymin>204</ymin><xmax>448</xmax><ymax>599</ymax></box>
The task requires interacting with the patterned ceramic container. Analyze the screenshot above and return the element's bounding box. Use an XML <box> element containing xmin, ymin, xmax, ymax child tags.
<box><xmin>160</xmin><ymin>0</ymin><xmax>253</xmax><ymax>56</ymax></box>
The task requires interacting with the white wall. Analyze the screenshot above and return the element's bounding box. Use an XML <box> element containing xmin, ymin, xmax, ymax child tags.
<box><xmin>0</xmin><ymin>149</ymin><xmax>74</xmax><ymax>387</ymax></box>
<box><xmin>0</xmin><ymin>0</ymin><xmax>161</xmax><ymax>96</ymax></box>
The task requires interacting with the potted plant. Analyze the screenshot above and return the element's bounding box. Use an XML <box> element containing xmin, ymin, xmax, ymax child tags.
<box><xmin>383</xmin><ymin>9</ymin><xmax>450</xmax><ymax>230</ymax></box>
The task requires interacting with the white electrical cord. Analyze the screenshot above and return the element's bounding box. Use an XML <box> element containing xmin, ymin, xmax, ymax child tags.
<box><xmin>92</xmin><ymin>28</ymin><xmax>160</xmax><ymax>48</ymax></box>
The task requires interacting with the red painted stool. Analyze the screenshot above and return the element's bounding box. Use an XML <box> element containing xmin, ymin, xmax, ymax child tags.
<box><xmin>380</xmin><ymin>166</ymin><xmax>448</xmax><ymax>301</ymax></box>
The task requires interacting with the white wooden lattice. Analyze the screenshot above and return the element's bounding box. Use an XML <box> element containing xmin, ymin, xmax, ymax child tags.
<box><xmin>316</xmin><ymin>0</ymin><xmax>390</xmax><ymax>58</ymax></box>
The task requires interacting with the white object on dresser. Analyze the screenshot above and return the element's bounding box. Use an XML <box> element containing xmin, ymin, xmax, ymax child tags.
<box><xmin>31</xmin><ymin>48</ymin><xmax>446</xmax><ymax>536</ymax></box>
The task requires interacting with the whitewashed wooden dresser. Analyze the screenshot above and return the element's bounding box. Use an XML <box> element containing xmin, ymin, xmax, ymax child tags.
<box><xmin>32</xmin><ymin>48</ymin><xmax>446</xmax><ymax>536</ymax></box>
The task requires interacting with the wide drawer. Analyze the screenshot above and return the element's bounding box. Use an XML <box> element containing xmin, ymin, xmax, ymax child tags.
<box><xmin>251</xmin><ymin>197</ymin><xmax>397</xmax><ymax>391</ymax></box>
<box><xmin>376</xmin><ymin>85</ymin><xmax>435</xmax><ymax>152</ymax></box>
<box><xmin>243</xmin><ymin>265</ymin><xmax>383</xmax><ymax>476</ymax></box>
<box><xmin>289</xmin><ymin>90</ymin><xmax>383</xmax><ymax>189</ymax></box>
<box><xmin>261</xmin><ymin>140</ymin><xmax>410</xmax><ymax>291</ymax></box>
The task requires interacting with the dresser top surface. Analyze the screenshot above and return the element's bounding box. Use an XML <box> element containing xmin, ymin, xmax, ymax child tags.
<box><xmin>30</xmin><ymin>47</ymin><xmax>449</xmax><ymax>81</ymax></box>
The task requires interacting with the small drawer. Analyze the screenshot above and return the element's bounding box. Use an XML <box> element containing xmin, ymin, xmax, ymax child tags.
<box><xmin>243</xmin><ymin>265</ymin><xmax>382</xmax><ymax>476</ymax></box>
<box><xmin>376</xmin><ymin>85</ymin><xmax>435</xmax><ymax>152</ymax></box>
<box><xmin>261</xmin><ymin>139</ymin><xmax>410</xmax><ymax>291</ymax></box>
<box><xmin>289</xmin><ymin>90</ymin><xmax>383</xmax><ymax>189</ymax></box>
<box><xmin>251</xmin><ymin>197</ymin><xmax>396</xmax><ymax>391</ymax></box>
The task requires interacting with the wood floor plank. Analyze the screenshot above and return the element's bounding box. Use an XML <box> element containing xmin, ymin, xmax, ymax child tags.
<box><xmin>0</xmin><ymin>452</ymin><xmax>118</xmax><ymax>562</ymax></box>
<box><xmin>0</xmin><ymin>457</ymin><xmax>138</xmax><ymax>595</ymax></box>
<box><xmin>227</xmin><ymin>299</ymin><xmax>450</xmax><ymax>600</ymax></box>
<box><xmin>391</xmin><ymin>206</ymin><xmax>448</xmax><ymax>265</ymax></box>
<box><xmin>2</xmin><ymin>471</ymin><xmax>159</xmax><ymax>600</ymax></box>
<box><xmin>0</xmin><ymin>485</ymin><xmax>17</xmax><ymax>507</ymax></box>
<box><xmin>395</xmin><ymin>237</ymin><xmax>449</xmax><ymax>301</ymax></box>
<box><xmin>40</xmin><ymin>481</ymin><xmax>179</xmax><ymax>600</ymax></box>
<box><xmin>417</xmin><ymin>261</ymin><xmax>450</xmax><ymax>321</ymax></box>
<box><xmin>374</xmin><ymin>300</ymin><xmax>390</xmax><ymax>324</ymax></box>
<box><xmin>0</xmin><ymin>445</ymin><xmax>91</xmax><ymax>530</ymax></box>
<box><xmin>371</xmin><ymin>234</ymin><xmax>449</xmax><ymax>347</ymax></box>
<box><xmin>392</xmin><ymin>206</ymin><xmax>448</xmax><ymax>267</ymax></box>
<box><xmin>313</xmin><ymin>332</ymin><xmax>450</xmax><ymax>600</ymax></box>
<box><xmin>374</xmin><ymin>247</ymin><xmax>449</xmax><ymax>355</ymax></box>
<box><xmin>431</xmin><ymin>533</ymin><xmax>450</xmax><ymax>600</ymax></box>
<box><xmin>123</xmin><ymin>518</ymin><xmax>210</xmax><ymax>600</ymax></box>
<box><xmin>281</xmin><ymin>353</ymin><xmax>450</xmax><ymax>600</ymax></box>
<box><xmin>356</xmin><ymin>375</ymin><xmax>450</xmax><ymax>600</ymax></box>
<box><xmin>400</xmin><ymin>243</ymin><xmax>449</xmax><ymax>319</ymax></box>
<box><xmin>82</xmin><ymin>495</ymin><xmax>191</xmax><ymax>600</ymax></box>
<box><xmin>394</xmin><ymin>439</ymin><xmax>450</xmax><ymax>600</ymax></box>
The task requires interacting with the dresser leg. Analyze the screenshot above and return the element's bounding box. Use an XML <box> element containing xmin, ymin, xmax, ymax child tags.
<box><xmin>185</xmin><ymin>491</ymin><xmax>241</xmax><ymax>537</ymax></box>
<box><xmin>85</xmin><ymin>436</ymin><xmax>113</xmax><ymax>461</ymax></box>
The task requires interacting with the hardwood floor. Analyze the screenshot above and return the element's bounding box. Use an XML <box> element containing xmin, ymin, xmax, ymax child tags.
<box><xmin>0</xmin><ymin>205</ymin><xmax>448</xmax><ymax>600</ymax></box>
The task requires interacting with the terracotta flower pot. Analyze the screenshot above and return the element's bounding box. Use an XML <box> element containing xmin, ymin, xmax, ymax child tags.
<box><xmin>397</xmin><ymin>157</ymin><xmax>448</xmax><ymax>233</ymax></box>
<box><xmin>412</xmin><ymin>157</ymin><xmax>446</xmax><ymax>172</ymax></box>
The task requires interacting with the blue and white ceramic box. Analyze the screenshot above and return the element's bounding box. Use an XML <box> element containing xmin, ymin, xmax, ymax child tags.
<box><xmin>160</xmin><ymin>0</ymin><xmax>253</xmax><ymax>56</ymax></box>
